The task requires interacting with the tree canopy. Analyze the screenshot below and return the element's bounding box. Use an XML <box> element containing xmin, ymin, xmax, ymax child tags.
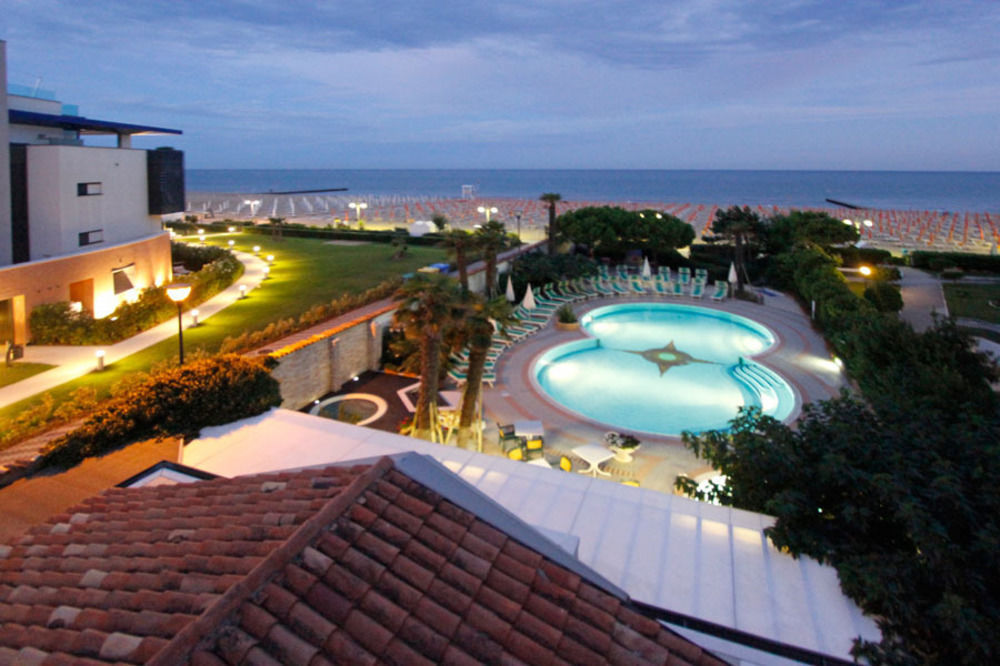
<box><xmin>765</xmin><ymin>210</ymin><xmax>860</xmax><ymax>255</ymax></box>
<box><xmin>556</xmin><ymin>206</ymin><xmax>694</xmax><ymax>261</ymax></box>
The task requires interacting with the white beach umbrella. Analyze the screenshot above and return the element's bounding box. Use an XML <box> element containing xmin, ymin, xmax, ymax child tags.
<box><xmin>728</xmin><ymin>262</ymin><xmax>738</xmax><ymax>284</ymax></box>
<box><xmin>505</xmin><ymin>275</ymin><xmax>515</xmax><ymax>302</ymax></box>
<box><xmin>641</xmin><ymin>257</ymin><xmax>652</xmax><ymax>279</ymax></box>
<box><xmin>522</xmin><ymin>283</ymin><xmax>537</xmax><ymax>310</ymax></box>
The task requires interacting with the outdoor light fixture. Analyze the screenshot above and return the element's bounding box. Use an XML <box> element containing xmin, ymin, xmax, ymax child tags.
<box><xmin>263</xmin><ymin>266</ymin><xmax>270</xmax><ymax>278</ymax></box>
<box><xmin>190</xmin><ymin>309</ymin><xmax>200</xmax><ymax>327</ymax></box>
<box><xmin>227</xmin><ymin>240</ymin><xmax>235</xmax><ymax>249</ymax></box>
<box><xmin>477</xmin><ymin>206</ymin><xmax>499</xmax><ymax>222</ymax></box>
<box><xmin>252</xmin><ymin>245</ymin><xmax>261</xmax><ymax>254</ymax></box>
<box><xmin>859</xmin><ymin>266</ymin><xmax>873</xmax><ymax>277</ymax></box>
<box><xmin>239</xmin><ymin>284</ymin><xmax>248</xmax><ymax>299</ymax></box>
<box><xmin>228</xmin><ymin>226</ymin><xmax>236</xmax><ymax>233</ymax></box>
<box><xmin>266</xmin><ymin>254</ymin><xmax>274</xmax><ymax>264</ymax></box>
<box><xmin>95</xmin><ymin>350</ymin><xmax>105</xmax><ymax>372</ymax></box>
<box><xmin>348</xmin><ymin>201</ymin><xmax>368</xmax><ymax>222</ymax></box>
<box><xmin>243</xmin><ymin>200</ymin><xmax>261</xmax><ymax>216</ymax></box>
<box><xmin>166</xmin><ymin>283</ymin><xmax>192</xmax><ymax>365</ymax></box>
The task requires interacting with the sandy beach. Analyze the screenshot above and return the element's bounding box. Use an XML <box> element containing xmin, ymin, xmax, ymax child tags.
<box><xmin>185</xmin><ymin>192</ymin><xmax>1000</xmax><ymax>254</ymax></box>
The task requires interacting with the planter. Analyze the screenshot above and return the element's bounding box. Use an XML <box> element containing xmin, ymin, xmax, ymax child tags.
<box><xmin>555</xmin><ymin>321</ymin><xmax>580</xmax><ymax>331</ymax></box>
<box><xmin>611</xmin><ymin>445</ymin><xmax>640</xmax><ymax>463</ymax></box>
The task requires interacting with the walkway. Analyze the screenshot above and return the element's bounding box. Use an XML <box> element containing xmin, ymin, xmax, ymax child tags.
<box><xmin>0</xmin><ymin>249</ymin><xmax>269</xmax><ymax>408</ymax></box>
<box><xmin>898</xmin><ymin>267</ymin><xmax>948</xmax><ymax>332</ymax></box>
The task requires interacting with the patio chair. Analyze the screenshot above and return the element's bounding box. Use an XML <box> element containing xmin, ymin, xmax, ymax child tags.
<box><xmin>524</xmin><ymin>437</ymin><xmax>545</xmax><ymax>461</ymax></box>
<box><xmin>690</xmin><ymin>281</ymin><xmax>705</xmax><ymax>298</ymax></box>
<box><xmin>710</xmin><ymin>281</ymin><xmax>729</xmax><ymax>301</ymax></box>
<box><xmin>678</xmin><ymin>267</ymin><xmax>691</xmax><ymax>285</ymax></box>
<box><xmin>653</xmin><ymin>279</ymin><xmax>672</xmax><ymax>296</ymax></box>
<box><xmin>611</xmin><ymin>279</ymin><xmax>630</xmax><ymax>295</ymax></box>
<box><xmin>670</xmin><ymin>281</ymin><xmax>684</xmax><ymax>297</ymax></box>
<box><xmin>658</xmin><ymin>266</ymin><xmax>672</xmax><ymax>281</ymax></box>
<box><xmin>593</xmin><ymin>280</ymin><xmax>616</xmax><ymax>297</ymax></box>
<box><xmin>542</xmin><ymin>284</ymin><xmax>574</xmax><ymax>304</ymax></box>
<box><xmin>630</xmin><ymin>278</ymin><xmax>646</xmax><ymax>294</ymax></box>
<box><xmin>558</xmin><ymin>455</ymin><xmax>573</xmax><ymax>472</ymax></box>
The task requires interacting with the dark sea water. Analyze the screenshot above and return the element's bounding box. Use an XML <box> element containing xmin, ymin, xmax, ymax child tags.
<box><xmin>186</xmin><ymin>169</ymin><xmax>1000</xmax><ymax>212</ymax></box>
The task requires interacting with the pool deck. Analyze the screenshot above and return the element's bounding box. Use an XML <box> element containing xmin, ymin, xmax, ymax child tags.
<box><xmin>479</xmin><ymin>289</ymin><xmax>849</xmax><ymax>493</ymax></box>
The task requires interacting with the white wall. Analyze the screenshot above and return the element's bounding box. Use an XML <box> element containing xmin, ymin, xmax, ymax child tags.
<box><xmin>26</xmin><ymin>145</ymin><xmax>159</xmax><ymax>260</ymax></box>
<box><xmin>0</xmin><ymin>42</ymin><xmax>11</xmax><ymax>265</ymax></box>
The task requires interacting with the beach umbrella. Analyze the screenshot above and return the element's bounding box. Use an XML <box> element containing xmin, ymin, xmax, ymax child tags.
<box><xmin>641</xmin><ymin>257</ymin><xmax>652</xmax><ymax>279</ymax></box>
<box><xmin>505</xmin><ymin>275</ymin><xmax>515</xmax><ymax>302</ymax></box>
<box><xmin>522</xmin><ymin>283</ymin><xmax>537</xmax><ymax>310</ymax></box>
<box><xmin>728</xmin><ymin>262</ymin><xmax>738</xmax><ymax>285</ymax></box>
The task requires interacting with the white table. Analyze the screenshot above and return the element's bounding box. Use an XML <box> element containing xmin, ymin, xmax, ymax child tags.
<box><xmin>572</xmin><ymin>443</ymin><xmax>614</xmax><ymax>477</ymax></box>
<box><xmin>514</xmin><ymin>420</ymin><xmax>544</xmax><ymax>439</ymax></box>
<box><xmin>527</xmin><ymin>458</ymin><xmax>552</xmax><ymax>468</ymax></box>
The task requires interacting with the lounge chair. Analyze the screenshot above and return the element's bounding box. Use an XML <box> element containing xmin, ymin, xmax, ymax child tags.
<box><xmin>610</xmin><ymin>279</ymin><xmax>630</xmax><ymax>295</ymax></box>
<box><xmin>670</xmin><ymin>281</ymin><xmax>684</xmax><ymax>297</ymax></box>
<box><xmin>690</xmin><ymin>281</ymin><xmax>704</xmax><ymax>298</ymax></box>
<box><xmin>524</xmin><ymin>437</ymin><xmax>545</xmax><ymax>461</ymax></box>
<box><xmin>710</xmin><ymin>281</ymin><xmax>729</xmax><ymax>301</ymax></box>
<box><xmin>694</xmin><ymin>268</ymin><xmax>708</xmax><ymax>284</ymax></box>
<box><xmin>658</xmin><ymin>266</ymin><xmax>672</xmax><ymax>281</ymax></box>
<box><xmin>542</xmin><ymin>284</ymin><xmax>575</xmax><ymax>304</ymax></box>
<box><xmin>593</xmin><ymin>280</ymin><xmax>616</xmax><ymax>297</ymax></box>
<box><xmin>678</xmin><ymin>267</ymin><xmax>691</xmax><ymax>285</ymax></box>
<box><xmin>654</xmin><ymin>279</ymin><xmax>672</xmax><ymax>296</ymax></box>
<box><xmin>630</xmin><ymin>278</ymin><xmax>646</xmax><ymax>294</ymax></box>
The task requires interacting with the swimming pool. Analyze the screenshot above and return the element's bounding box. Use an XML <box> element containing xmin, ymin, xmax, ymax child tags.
<box><xmin>532</xmin><ymin>303</ymin><xmax>796</xmax><ymax>436</ymax></box>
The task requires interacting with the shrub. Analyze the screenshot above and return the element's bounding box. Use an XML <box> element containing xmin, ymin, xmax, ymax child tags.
<box><xmin>39</xmin><ymin>355</ymin><xmax>281</xmax><ymax>469</ymax></box>
<box><xmin>910</xmin><ymin>251</ymin><xmax>1000</xmax><ymax>274</ymax></box>
<box><xmin>28</xmin><ymin>243</ymin><xmax>242</xmax><ymax>345</ymax></box>
<box><xmin>863</xmin><ymin>281</ymin><xmax>904</xmax><ymax>312</ymax></box>
<box><xmin>555</xmin><ymin>304</ymin><xmax>577</xmax><ymax>324</ymax></box>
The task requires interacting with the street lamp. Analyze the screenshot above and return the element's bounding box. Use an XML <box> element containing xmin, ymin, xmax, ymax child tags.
<box><xmin>166</xmin><ymin>283</ymin><xmax>192</xmax><ymax>365</ymax></box>
<box><xmin>349</xmin><ymin>202</ymin><xmax>368</xmax><ymax>223</ymax></box>
<box><xmin>514</xmin><ymin>211</ymin><xmax>522</xmax><ymax>240</ymax></box>
<box><xmin>477</xmin><ymin>206</ymin><xmax>498</xmax><ymax>223</ymax></box>
<box><xmin>244</xmin><ymin>200</ymin><xmax>261</xmax><ymax>216</ymax></box>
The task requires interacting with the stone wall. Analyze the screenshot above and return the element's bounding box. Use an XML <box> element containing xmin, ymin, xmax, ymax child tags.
<box><xmin>269</xmin><ymin>308</ymin><xmax>395</xmax><ymax>409</ymax></box>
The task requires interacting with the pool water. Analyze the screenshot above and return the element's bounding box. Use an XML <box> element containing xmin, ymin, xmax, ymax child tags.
<box><xmin>532</xmin><ymin>303</ymin><xmax>796</xmax><ymax>436</ymax></box>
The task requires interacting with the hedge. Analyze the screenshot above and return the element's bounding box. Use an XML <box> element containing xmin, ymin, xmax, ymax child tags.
<box><xmin>910</xmin><ymin>251</ymin><xmax>1000</xmax><ymax>274</ymax></box>
<box><xmin>39</xmin><ymin>355</ymin><xmax>281</xmax><ymax>468</ymax></box>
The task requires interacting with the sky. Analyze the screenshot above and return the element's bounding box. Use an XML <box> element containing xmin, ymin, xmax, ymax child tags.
<box><xmin>2</xmin><ymin>0</ymin><xmax>999</xmax><ymax>171</ymax></box>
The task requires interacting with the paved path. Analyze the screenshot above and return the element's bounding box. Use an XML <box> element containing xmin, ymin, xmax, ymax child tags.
<box><xmin>897</xmin><ymin>268</ymin><xmax>948</xmax><ymax>332</ymax></box>
<box><xmin>0</xmin><ymin>250</ymin><xmax>269</xmax><ymax>408</ymax></box>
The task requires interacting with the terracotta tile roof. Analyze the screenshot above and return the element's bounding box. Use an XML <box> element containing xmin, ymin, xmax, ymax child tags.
<box><xmin>0</xmin><ymin>457</ymin><xmax>724</xmax><ymax>665</ymax></box>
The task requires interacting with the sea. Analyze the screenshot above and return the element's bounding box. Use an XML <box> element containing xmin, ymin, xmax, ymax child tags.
<box><xmin>186</xmin><ymin>169</ymin><xmax>1000</xmax><ymax>213</ymax></box>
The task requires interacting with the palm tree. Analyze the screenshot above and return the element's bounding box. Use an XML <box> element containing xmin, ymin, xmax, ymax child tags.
<box><xmin>540</xmin><ymin>192</ymin><xmax>562</xmax><ymax>253</ymax></box>
<box><xmin>711</xmin><ymin>205</ymin><xmax>764</xmax><ymax>294</ymax></box>
<box><xmin>441</xmin><ymin>229</ymin><xmax>472</xmax><ymax>292</ymax></box>
<box><xmin>392</xmin><ymin>274</ymin><xmax>463</xmax><ymax>439</ymax></box>
<box><xmin>475</xmin><ymin>220</ymin><xmax>508</xmax><ymax>298</ymax></box>
<box><xmin>454</xmin><ymin>294</ymin><xmax>515</xmax><ymax>449</ymax></box>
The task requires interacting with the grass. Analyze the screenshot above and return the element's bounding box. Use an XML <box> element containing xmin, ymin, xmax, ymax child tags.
<box><xmin>0</xmin><ymin>232</ymin><xmax>447</xmax><ymax>426</ymax></box>
<box><xmin>942</xmin><ymin>283</ymin><xmax>1000</xmax><ymax>324</ymax></box>
<box><xmin>0</xmin><ymin>362</ymin><xmax>54</xmax><ymax>388</ymax></box>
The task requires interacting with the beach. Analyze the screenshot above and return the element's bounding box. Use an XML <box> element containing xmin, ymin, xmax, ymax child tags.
<box><xmin>184</xmin><ymin>191</ymin><xmax>1000</xmax><ymax>254</ymax></box>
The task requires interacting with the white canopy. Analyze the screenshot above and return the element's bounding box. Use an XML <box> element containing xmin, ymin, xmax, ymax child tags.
<box><xmin>522</xmin><ymin>282</ymin><xmax>537</xmax><ymax>310</ymax></box>
<box><xmin>505</xmin><ymin>274</ymin><xmax>515</xmax><ymax>302</ymax></box>
<box><xmin>641</xmin><ymin>257</ymin><xmax>652</xmax><ymax>279</ymax></box>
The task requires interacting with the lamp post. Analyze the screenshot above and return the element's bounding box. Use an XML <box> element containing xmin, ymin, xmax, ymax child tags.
<box><xmin>514</xmin><ymin>211</ymin><xmax>522</xmax><ymax>241</ymax></box>
<box><xmin>244</xmin><ymin>200</ymin><xmax>261</xmax><ymax>217</ymax></box>
<box><xmin>349</xmin><ymin>202</ymin><xmax>368</xmax><ymax>224</ymax></box>
<box><xmin>166</xmin><ymin>283</ymin><xmax>192</xmax><ymax>365</ymax></box>
<box><xmin>843</xmin><ymin>218</ymin><xmax>873</xmax><ymax>236</ymax></box>
<box><xmin>477</xmin><ymin>206</ymin><xmax>498</xmax><ymax>223</ymax></box>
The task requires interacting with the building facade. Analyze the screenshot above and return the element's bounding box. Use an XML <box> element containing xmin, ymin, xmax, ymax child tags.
<box><xmin>0</xmin><ymin>40</ymin><xmax>184</xmax><ymax>346</ymax></box>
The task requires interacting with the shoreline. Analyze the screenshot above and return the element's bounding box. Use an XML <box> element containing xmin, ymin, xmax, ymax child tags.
<box><xmin>184</xmin><ymin>193</ymin><xmax>1000</xmax><ymax>255</ymax></box>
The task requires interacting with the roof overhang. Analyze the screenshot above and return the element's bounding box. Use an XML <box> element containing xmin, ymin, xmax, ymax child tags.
<box><xmin>8</xmin><ymin>109</ymin><xmax>182</xmax><ymax>136</ymax></box>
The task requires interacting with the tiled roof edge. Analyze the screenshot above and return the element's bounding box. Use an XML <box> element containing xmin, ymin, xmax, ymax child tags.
<box><xmin>147</xmin><ymin>457</ymin><xmax>395</xmax><ymax>665</ymax></box>
<box><xmin>392</xmin><ymin>452</ymin><xmax>630</xmax><ymax>601</ymax></box>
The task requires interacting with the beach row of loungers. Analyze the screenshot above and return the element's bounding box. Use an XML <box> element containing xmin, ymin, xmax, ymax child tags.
<box><xmin>446</xmin><ymin>272</ymin><xmax>729</xmax><ymax>385</ymax></box>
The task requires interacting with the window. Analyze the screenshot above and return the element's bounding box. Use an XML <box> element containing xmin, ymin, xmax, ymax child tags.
<box><xmin>78</xmin><ymin>229</ymin><xmax>104</xmax><ymax>246</ymax></box>
<box><xmin>112</xmin><ymin>265</ymin><xmax>136</xmax><ymax>295</ymax></box>
<box><xmin>77</xmin><ymin>182</ymin><xmax>102</xmax><ymax>196</ymax></box>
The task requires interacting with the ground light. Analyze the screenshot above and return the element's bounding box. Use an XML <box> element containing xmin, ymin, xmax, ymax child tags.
<box><xmin>95</xmin><ymin>350</ymin><xmax>105</xmax><ymax>372</ymax></box>
<box><xmin>166</xmin><ymin>283</ymin><xmax>192</xmax><ymax>365</ymax></box>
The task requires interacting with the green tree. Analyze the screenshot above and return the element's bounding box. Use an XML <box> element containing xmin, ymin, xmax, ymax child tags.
<box><xmin>454</xmin><ymin>294</ymin><xmax>515</xmax><ymax>449</ymax></box>
<box><xmin>709</xmin><ymin>206</ymin><xmax>764</xmax><ymax>294</ymax></box>
<box><xmin>678</xmin><ymin>396</ymin><xmax>1000</xmax><ymax>665</ymax></box>
<box><xmin>431</xmin><ymin>213</ymin><xmax>448</xmax><ymax>232</ymax></box>
<box><xmin>557</xmin><ymin>206</ymin><xmax>694</xmax><ymax>262</ymax></box>
<box><xmin>441</xmin><ymin>229</ymin><xmax>472</xmax><ymax>292</ymax></box>
<box><xmin>268</xmin><ymin>216</ymin><xmax>286</xmax><ymax>241</ymax></box>
<box><xmin>863</xmin><ymin>280</ymin><xmax>904</xmax><ymax>313</ymax></box>
<box><xmin>475</xmin><ymin>220</ymin><xmax>510</xmax><ymax>298</ymax></box>
<box><xmin>765</xmin><ymin>210</ymin><xmax>859</xmax><ymax>255</ymax></box>
<box><xmin>540</xmin><ymin>192</ymin><xmax>562</xmax><ymax>253</ymax></box>
<box><xmin>392</xmin><ymin>274</ymin><xmax>463</xmax><ymax>438</ymax></box>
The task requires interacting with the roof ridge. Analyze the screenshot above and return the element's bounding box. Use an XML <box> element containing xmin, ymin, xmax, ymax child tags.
<box><xmin>146</xmin><ymin>457</ymin><xmax>395</xmax><ymax>665</ymax></box>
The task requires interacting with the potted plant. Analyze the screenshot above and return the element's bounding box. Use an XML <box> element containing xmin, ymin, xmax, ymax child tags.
<box><xmin>604</xmin><ymin>431</ymin><xmax>641</xmax><ymax>463</ymax></box>
<box><xmin>555</xmin><ymin>304</ymin><xmax>579</xmax><ymax>331</ymax></box>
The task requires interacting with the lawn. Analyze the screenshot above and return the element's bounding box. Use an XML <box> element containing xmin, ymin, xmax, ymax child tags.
<box><xmin>0</xmin><ymin>232</ymin><xmax>447</xmax><ymax>426</ymax></box>
<box><xmin>942</xmin><ymin>283</ymin><xmax>1000</xmax><ymax>324</ymax></box>
<box><xmin>0</xmin><ymin>362</ymin><xmax>54</xmax><ymax>389</ymax></box>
